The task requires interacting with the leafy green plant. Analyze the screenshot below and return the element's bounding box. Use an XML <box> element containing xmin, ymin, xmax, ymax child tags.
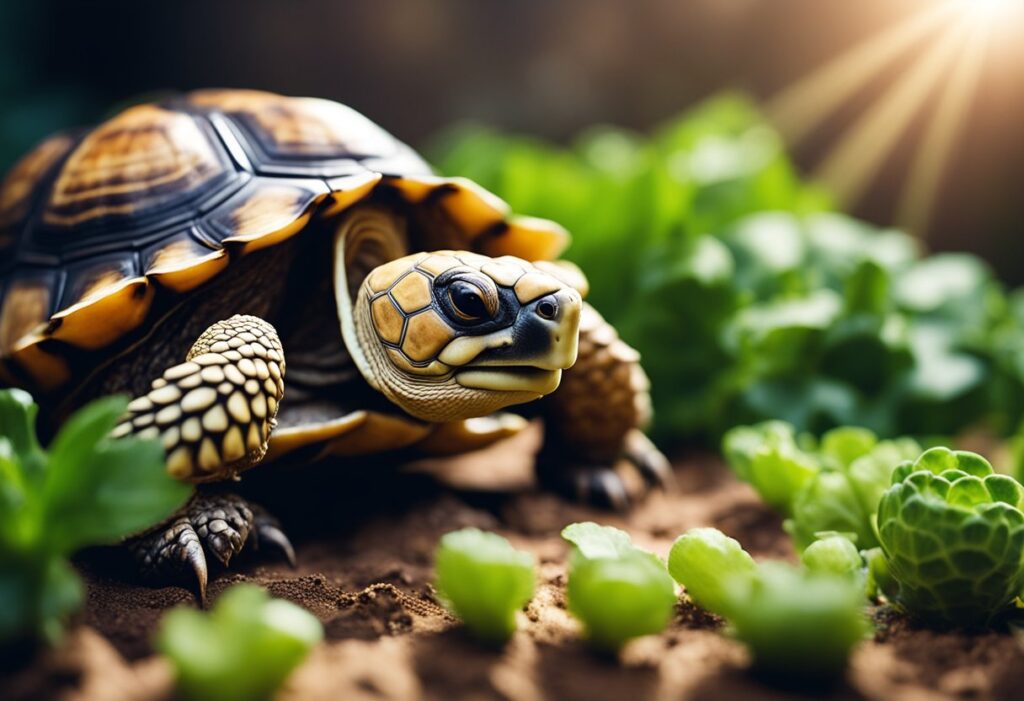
<box><xmin>721</xmin><ymin>421</ymin><xmax>818</xmax><ymax>515</ymax></box>
<box><xmin>431</xmin><ymin>94</ymin><xmax>1024</xmax><ymax>444</ymax></box>
<box><xmin>669</xmin><ymin>527</ymin><xmax>868</xmax><ymax>685</ymax></box>
<box><xmin>561</xmin><ymin>522</ymin><xmax>676</xmax><ymax>651</ymax></box>
<box><xmin>723</xmin><ymin>420</ymin><xmax>921</xmax><ymax>549</ymax></box>
<box><xmin>788</xmin><ymin>434</ymin><xmax>923</xmax><ymax>550</ymax></box>
<box><xmin>157</xmin><ymin>583</ymin><xmax>322</xmax><ymax>701</ymax></box>
<box><xmin>877</xmin><ymin>447</ymin><xmax>1024</xmax><ymax>626</ymax></box>
<box><xmin>0</xmin><ymin>389</ymin><xmax>190</xmax><ymax>644</ymax></box>
<box><xmin>434</xmin><ymin>528</ymin><xmax>535</xmax><ymax>643</ymax></box>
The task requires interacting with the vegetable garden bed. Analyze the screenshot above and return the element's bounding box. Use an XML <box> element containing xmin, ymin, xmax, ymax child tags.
<box><xmin>3</xmin><ymin>429</ymin><xmax>1020</xmax><ymax>701</ymax></box>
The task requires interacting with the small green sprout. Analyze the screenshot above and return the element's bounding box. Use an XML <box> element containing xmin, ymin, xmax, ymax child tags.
<box><xmin>801</xmin><ymin>534</ymin><xmax>862</xmax><ymax>578</ymax></box>
<box><xmin>157</xmin><ymin>584</ymin><xmax>322</xmax><ymax>701</ymax></box>
<box><xmin>0</xmin><ymin>389</ymin><xmax>190</xmax><ymax>644</ymax></box>
<box><xmin>562</xmin><ymin>522</ymin><xmax>676</xmax><ymax>651</ymax></box>
<box><xmin>862</xmin><ymin>547</ymin><xmax>898</xmax><ymax>602</ymax></box>
<box><xmin>669</xmin><ymin>527</ymin><xmax>868</xmax><ymax>685</ymax></box>
<box><xmin>434</xmin><ymin>528</ymin><xmax>535</xmax><ymax>643</ymax></box>
<box><xmin>729</xmin><ymin>562</ymin><xmax>870</xmax><ymax>686</ymax></box>
<box><xmin>667</xmin><ymin>527</ymin><xmax>757</xmax><ymax>617</ymax></box>
<box><xmin>877</xmin><ymin>447</ymin><xmax>1024</xmax><ymax>626</ymax></box>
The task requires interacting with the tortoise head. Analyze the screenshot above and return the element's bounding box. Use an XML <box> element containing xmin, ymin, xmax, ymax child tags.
<box><xmin>345</xmin><ymin>250</ymin><xmax>583</xmax><ymax>422</ymax></box>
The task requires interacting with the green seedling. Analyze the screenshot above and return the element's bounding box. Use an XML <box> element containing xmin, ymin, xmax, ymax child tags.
<box><xmin>669</xmin><ymin>527</ymin><xmax>868</xmax><ymax>686</ymax></box>
<box><xmin>0</xmin><ymin>389</ymin><xmax>189</xmax><ymax>644</ymax></box>
<box><xmin>862</xmin><ymin>547</ymin><xmax>898</xmax><ymax>602</ymax></box>
<box><xmin>434</xmin><ymin>528</ymin><xmax>535</xmax><ymax>643</ymax></box>
<box><xmin>157</xmin><ymin>584</ymin><xmax>322</xmax><ymax>701</ymax></box>
<box><xmin>877</xmin><ymin>447</ymin><xmax>1024</xmax><ymax>626</ymax></box>
<box><xmin>801</xmin><ymin>534</ymin><xmax>862</xmax><ymax>578</ymax></box>
<box><xmin>730</xmin><ymin>561</ymin><xmax>870</xmax><ymax>686</ymax></box>
<box><xmin>667</xmin><ymin>527</ymin><xmax>757</xmax><ymax>617</ymax></box>
<box><xmin>562</xmin><ymin>522</ymin><xmax>676</xmax><ymax>651</ymax></box>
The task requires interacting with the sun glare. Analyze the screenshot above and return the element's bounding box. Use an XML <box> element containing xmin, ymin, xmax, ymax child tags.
<box><xmin>768</xmin><ymin>0</ymin><xmax>1022</xmax><ymax>239</ymax></box>
<box><xmin>959</xmin><ymin>0</ymin><xmax>1016</xmax><ymax>22</ymax></box>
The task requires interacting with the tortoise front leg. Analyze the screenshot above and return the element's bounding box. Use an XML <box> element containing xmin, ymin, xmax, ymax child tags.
<box><xmin>112</xmin><ymin>315</ymin><xmax>292</xmax><ymax>602</ymax></box>
<box><xmin>537</xmin><ymin>303</ymin><xmax>672</xmax><ymax>509</ymax></box>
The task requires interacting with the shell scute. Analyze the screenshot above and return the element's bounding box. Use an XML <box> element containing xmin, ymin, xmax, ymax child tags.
<box><xmin>44</xmin><ymin>105</ymin><xmax>226</xmax><ymax>228</ymax></box>
<box><xmin>188</xmin><ymin>89</ymin><xmax>397</xmax><ymax>161</ymax></box>
<box><xmin>0</xmin><ymin>274</ymin><xmax>53</xmax><ymax>354</ymax></box>
<box><xmin>202</xmin><ymin>178</ymin><xmax>329</xmax><ymax>251</ymax></box>
<box><xmin>0</xmin><ymin>134</ymin><xmax>73</xmax><ymax>233</ymax></box>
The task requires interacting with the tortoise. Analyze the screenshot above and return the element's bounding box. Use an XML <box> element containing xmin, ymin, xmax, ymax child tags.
<box><xmin>0</xmin><ymin>89</ymin><xmax>670</xmax><ymax>598</ymax></box>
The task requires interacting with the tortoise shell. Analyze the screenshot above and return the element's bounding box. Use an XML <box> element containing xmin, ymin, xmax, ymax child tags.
<box><xmin>0</xmin><ymin>89</ymin><xmax>568</xmax><ymax>395</ymax></box>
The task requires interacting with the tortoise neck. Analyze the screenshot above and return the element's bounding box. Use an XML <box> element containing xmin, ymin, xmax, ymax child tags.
<box><xmin>332</xmin><ymin>205</ymin><xmax>408</xmax><ymax>405</ymax></box>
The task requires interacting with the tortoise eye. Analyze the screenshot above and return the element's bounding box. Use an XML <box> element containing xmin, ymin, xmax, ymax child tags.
<box><xmin>448</xmin><ymin>280</ymin><xmax>495</xmax><ymax>322</ymax></box>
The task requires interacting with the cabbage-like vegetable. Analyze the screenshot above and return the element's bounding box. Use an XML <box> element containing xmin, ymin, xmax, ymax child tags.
<box><xmin>877</xmin><ymin>447</ymin><xmax>1024</xmax><ymax>626</ymax></box>
<box><xmin>801</xmin><ymin>535</ymin><xmax>862</xmax><ymax>578</ymax></box>
<box><xmin>721</xmin><ymin>421</ymin><xmax>818</xmax><ymax>516</ymax></box>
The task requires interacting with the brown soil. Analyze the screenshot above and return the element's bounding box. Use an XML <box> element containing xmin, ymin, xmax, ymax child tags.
<box><xmin>2</xmin><ymin>427</ymin><xmax>1022</xmax><ymax>701</ymax></box>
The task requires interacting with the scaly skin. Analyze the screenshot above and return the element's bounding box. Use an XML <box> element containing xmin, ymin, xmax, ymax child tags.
<box><xmin>118</xmin><ymin>316</ymin><xmax>294</xmax><ymax>604</ymax></box>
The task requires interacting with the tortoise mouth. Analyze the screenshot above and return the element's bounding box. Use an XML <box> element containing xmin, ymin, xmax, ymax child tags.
<box><xmin>454</xmin><ymin>366</ymin><xmax>562</xmax><ymax>395</ymax></box>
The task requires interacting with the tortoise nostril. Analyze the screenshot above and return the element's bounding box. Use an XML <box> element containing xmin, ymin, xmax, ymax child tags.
<box><xmin>537</xmin><ymin>299</ymin><xmax>557</xmax><ymax>320</ymax></box>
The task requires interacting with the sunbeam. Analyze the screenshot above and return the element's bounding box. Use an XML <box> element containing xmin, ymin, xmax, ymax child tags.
<box><xmin>896</xmin><ymin>20</ymin><xmax>992</xmax><ymax>237</ymax></box>
<box><xmin>813</xmin><ymin>23</ymin><xmax>970</xmax><ymax>209</ymax></box>
<box><xmin>766</xmin><ymin>2</ymin><xmax>958</xmax><ymax>144</ymax></box>
<box><xmin>768</xmin><ymin>0</ymin><xmax>1023</xmax><ymax>237</ymax></box>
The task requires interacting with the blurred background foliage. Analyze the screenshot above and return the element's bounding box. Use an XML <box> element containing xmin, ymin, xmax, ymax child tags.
<box><xmin>431</xmin><ymin>97</ymin><xmax>1024</xmax><ymax>443</ymax></box>
<box><xmin>1</xmin><ymin>0</ymin><xmax>1023</xmax><ymax>446</ymax></box>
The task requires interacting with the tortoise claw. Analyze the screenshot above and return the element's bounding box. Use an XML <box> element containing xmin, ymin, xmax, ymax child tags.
<box><xmin>624</xmin><ymin>430</ymin><xmax>675</xmax><ymax>491</ymax></box>
<box><xmin>575</xmin><ymin>467</ymin><xmax>631</xmax><ymax>511</ymax></box>
<box><xmin>538</xmin><ymin>430</ymin><xmax>671</xmax><ymax>510</ymax></box>
<box><xmin>535</xmin><ymin>454</ymin><xmax>634</xmax><ymax>510</ymax></box>
<box><xmin>184</xmin><ymin>540</ymin><xmax>210</xmax><ymax>607</ymax></box>
<box><xmin>128</xmin><ymin>492</ymin><xmax>291</xmax><ymax>604</ymax></box>
<box><xmin>250</xmin><ymin>506</ymin><xmax>297</xmax><ymax>568</ymax></box>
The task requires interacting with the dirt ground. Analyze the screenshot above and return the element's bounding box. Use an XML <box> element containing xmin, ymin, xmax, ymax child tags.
<box><xmin>2</xmin><ymin>427</ymin><xmax>1023</xmax><ymax>701</ymax></box>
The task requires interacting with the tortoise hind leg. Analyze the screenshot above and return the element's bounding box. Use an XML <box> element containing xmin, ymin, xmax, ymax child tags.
<box><xmin>114</xmin><ymin>315</ymin><xmax>293</xmax><ymax>603</ymax></box>
<box><xmin>537</xmin><ymin>303</ymin><xmax>673</xmax><ymax>509</ymax></box>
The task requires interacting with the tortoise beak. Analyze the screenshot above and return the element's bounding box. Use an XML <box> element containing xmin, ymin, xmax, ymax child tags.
<box><xmin>455</xmin><ymin>288</ymin><xmax>582</xmax><ymax>396</ymax></box>
<box><xmin>527</xmin><ymin>288</ymin><xmax>581</xmax><ymax>370</ymax></box>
